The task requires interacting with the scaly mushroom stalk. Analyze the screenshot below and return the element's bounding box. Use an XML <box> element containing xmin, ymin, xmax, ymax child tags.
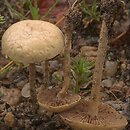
<box><xmin>88</xmin><ymin>20</ymin><xmax>108</xmax><ymax>117</ymax></box>
<box><xmin>44</xmin><ymin>60</ymin><xmax>49</xmax><ymax>88</ymax></box>
<box><xmin>29</xmin><ymin>63</ymin><xmax>38</xmax><ymax>112</ymax></box>
<box><xmin>57</xmin><ymin>23</ymin><xmax>73</xmax><ymax>98</ymax></box>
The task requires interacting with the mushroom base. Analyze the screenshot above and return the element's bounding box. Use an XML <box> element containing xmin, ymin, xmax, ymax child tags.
<box><xmin>60</xmin><ymin>100</ymin><xmax>128</xmax><ymax>130</ymax></box>
<box><xmin>37</xmin><ymin>88</ymin><xmax>81</xmax><ymax>112</ymax></box>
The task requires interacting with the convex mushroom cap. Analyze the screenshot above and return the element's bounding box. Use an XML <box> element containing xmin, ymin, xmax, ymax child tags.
<box><xmin>60</xmin><ymin>100</ymin><xmax>128</xmax><ymax>130</ymax></box>
<box><xmin>2</xmin><ymin>20</ymin><xmax>64</xmax><ymax>65</ymax></box>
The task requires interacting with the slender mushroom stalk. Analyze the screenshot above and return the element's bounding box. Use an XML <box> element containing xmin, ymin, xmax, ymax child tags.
<box><xmin>88</xmin><ymin>20</ymin><xmax>108</xmax><ymax>117</ymax></box>
<box><xmin>37</xmin><ymin>20</ymin><xmax>81</xmax><ymax>113</ymax></box>
<box><xmin>57</xmin><ymin>22</ymin><xmax>73</xmax><ymax>98</ymax></box>
<box><xmin>57</xmin><ymin>1</ymin><xmax>81</xmax><ymax>98</ymax></box>
<box><xmin>29</xmin><ymin>63</ymin><xmax>38</xmax><ymax>112</ymax></box>
<box><xmin>44</xmin><ymin>60</ymin><xmax>49</xmax><ymax>88</ymax></box>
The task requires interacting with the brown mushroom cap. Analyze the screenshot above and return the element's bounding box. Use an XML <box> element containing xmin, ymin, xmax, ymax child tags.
<box><xmin>2</xmin><ymin>20</ymin><xmax>64</xmax><ymax>65</ymax></box>
<box><xmin>60</xmin><ymin>100</ymin><xmax>128</xmax><ymax>130</ymax></box>
<box><xmin>37</xmin><ymin>88</ymin><xmax>81</xmax><ymax>112</ymax></box>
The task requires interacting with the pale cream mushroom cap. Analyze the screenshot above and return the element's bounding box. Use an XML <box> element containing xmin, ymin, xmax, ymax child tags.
<box><xmin>2</xmin><ymin>20</ymin><xmax>64</xmax><ymax>65</ymax></box>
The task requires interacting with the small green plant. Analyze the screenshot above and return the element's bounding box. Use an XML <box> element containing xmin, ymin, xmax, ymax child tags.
<box><xmin>82</xmin><ymin>0</ymin><xmax>101</xmax><ymax>21</ymax></box>
<box><xmin>0</xmin><ymin>15</ymin><xmax>5</xmax><ymax>24</ymax></box>
<box><xmin>28</xmin><ymin>0</ymin><xmax>39</xmax><ymax>20</ymax></box>
<box><xmin>71</xmin><ymin>55</ymin><xmax>93</xmax><ymax>93</ymax></box>
<box><xmin>5</xmin><ymin>0</ymin><xmax>60</xmax><ymax>20</ymax></box>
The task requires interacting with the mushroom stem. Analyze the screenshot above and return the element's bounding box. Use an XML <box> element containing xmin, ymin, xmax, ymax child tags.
<box><xmin>29</xmin><ymin>63</ymin><xmax>38</xmax><ymax>113</ymax></box>
<box><xmin>57</xmin><ymin>24</ymin><xmax>73</xmax><ymax>98</ymax></box>
<box><xmin>44</xmin><ymin>60</ymin><xmax>49</xmax><ymax>88</ymax></box>
<box><xmin>88</xmin><ymin>20</ymin><xmax>108</xmax><ymax>117</ymax></box>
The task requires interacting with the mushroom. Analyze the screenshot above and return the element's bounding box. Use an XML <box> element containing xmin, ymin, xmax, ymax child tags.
<box><xmin>37</xmin><ymin>15</ymin><xmax>81</xmax><ymax>112</ymax></box>
<box><xmin>2</xmin><ymin>20</ymin><xmax>64</xmax><ymax>112</ymax></box>
<box><xmin>59</xmin><ymin>22</ymin><xmax>128</xmax><ymax>129</ymax></box>
<box><xmin>37</xmin><ymin>88</ymin><xmax>81</xmax><ymax>112</ymax></box>
<box><xmin>60</xmin><ymin>100</ymin><xmax>127</xmax><ymax>130</ymax></box>
<box><xmin>59</xmin><ymin>0</ymin><xmax>128</xmax><ymax>129</ymax></box>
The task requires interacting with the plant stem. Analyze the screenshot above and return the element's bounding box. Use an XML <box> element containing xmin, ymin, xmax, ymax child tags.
<box><xmin>57</xmin><ymin>23</ymin><xmax>73</xmax><ymax>98</ymax></box>
<box><xmin>88</xmin><ymin>20</ymin><xmax>108</xmax><ymax>117</ymax></box>
<box><xmin>29</xmin><ymin>63</ymin><xmax>38</xmax><ymax>113</ymax></box>
<box><xmin>44</xmin><ymin>60</ymin><xmax>49</xmax><ymax>88</ymax></box>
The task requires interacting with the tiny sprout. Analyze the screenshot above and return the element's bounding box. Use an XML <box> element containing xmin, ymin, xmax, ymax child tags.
<box><xmin>71</xmin><ymin>55</ymin><xmax>94</xmax><ymax>93</ymax></box>
<box><xmin>28</xmin><ymin>0</ymin><xmax>39</xmax><ymax>20</ymax></box>
<box><xmin>82</xmin><ymin>0</ymin><xmax>101</xmax><ymax>21</ymax></box>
